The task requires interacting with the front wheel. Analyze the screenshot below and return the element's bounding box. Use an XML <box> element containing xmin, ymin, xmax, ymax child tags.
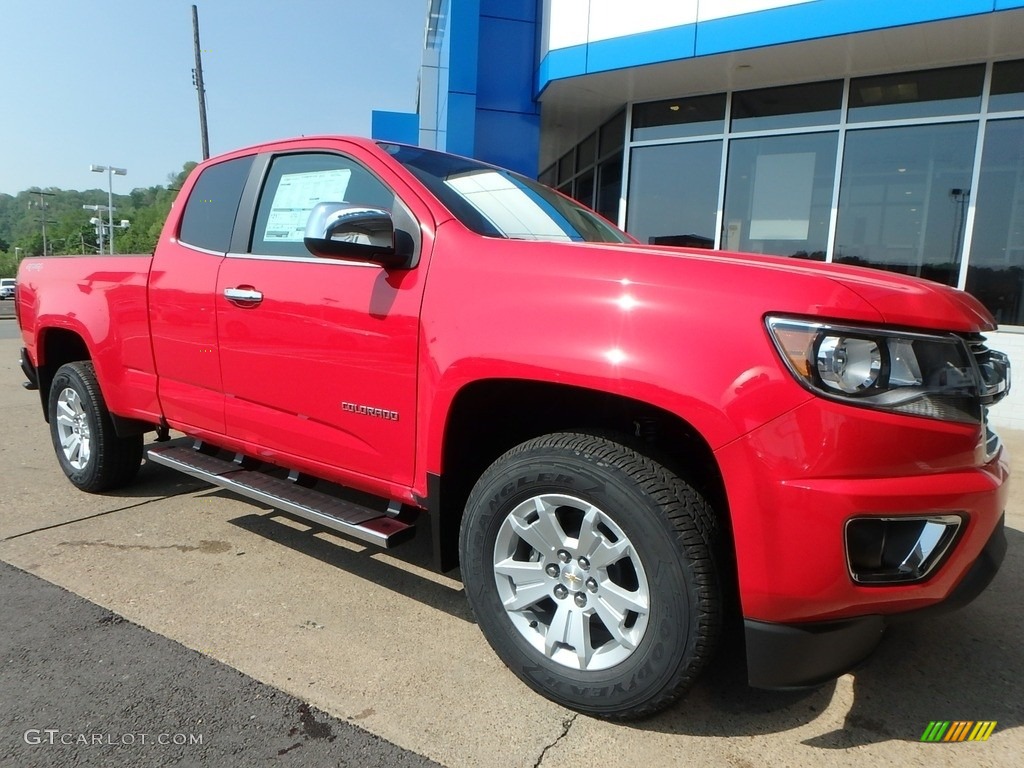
<box><xmin>459</xmin><ymin>432</ymin><xmax>722</xmax><ymax>719</ymax></box>
<box><xmin>48</xmin><ymin>361</ymin><xmax>143</xmax><ymax>492</ymax></box>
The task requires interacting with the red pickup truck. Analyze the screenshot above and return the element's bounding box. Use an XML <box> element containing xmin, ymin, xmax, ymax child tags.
<box><xmin>16</xmin><ymin>137</ymin><xmax>1011</xmax><ymax>719</ymax></box>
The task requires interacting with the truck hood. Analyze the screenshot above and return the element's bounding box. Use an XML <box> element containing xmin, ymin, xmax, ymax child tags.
<box><xmin>621</xmin><ymin>243</ymin><xmax>996</xmax><ymax>334</ymax></box>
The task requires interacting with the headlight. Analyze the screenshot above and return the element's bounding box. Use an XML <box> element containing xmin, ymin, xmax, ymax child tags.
<box><xmin>766</xmin><ymin>316</ymin><xmax>982</xmax><ymax>423</ymax></box>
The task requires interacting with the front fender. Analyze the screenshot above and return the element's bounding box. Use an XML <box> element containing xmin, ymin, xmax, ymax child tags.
<box><xmin>416</xmin><ymin>225</ymin><xmax>883</xmax><ymax>481</ymax></box>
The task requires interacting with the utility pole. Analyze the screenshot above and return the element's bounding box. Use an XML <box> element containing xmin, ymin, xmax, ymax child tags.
<box><xmin>30</xmin><ymin>191</ymin><xmax>56</xmax><ymax>256</ymax></box>
<box><xmin>192</xmin><ymin>4</ymin><xmax>210</xmax><ymax>160</ymax></box>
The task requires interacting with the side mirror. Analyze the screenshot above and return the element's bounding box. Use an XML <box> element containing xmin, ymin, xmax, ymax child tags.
<box><xmin>303</xmin><ymin>202</ymin><xmax>413</xmax><ymax>268</ymax></box>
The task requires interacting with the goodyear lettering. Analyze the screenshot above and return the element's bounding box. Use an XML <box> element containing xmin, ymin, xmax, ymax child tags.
<box><xmin>488</xmin><ymin>473</ymin><xmax>577</xmax><ymax>511</ymax></box>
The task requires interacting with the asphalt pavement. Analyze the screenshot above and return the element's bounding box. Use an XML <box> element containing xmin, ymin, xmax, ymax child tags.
<box><xmin>0</xmin><ymin>560</ymin><xmax>441</xmax><ymax>768</ymax></box>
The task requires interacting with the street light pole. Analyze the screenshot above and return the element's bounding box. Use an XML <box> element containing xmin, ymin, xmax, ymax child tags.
<box><xmin>90</xmin><ymin>164</ymin><xmax>126</xmax><ymax>254</ymax></box>
<box><xmin>82</xmin><ymin>205</ymin><xmax>111</xmax><ymax>255</ymax></box>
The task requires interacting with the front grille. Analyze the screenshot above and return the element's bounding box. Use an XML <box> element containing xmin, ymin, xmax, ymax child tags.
<box><xmin>983</xmin><ymin>408</ymin><xmax>1001</xmax><ymax>461</ymax></box>
<box><xmin>965</xmin><ymin>335</ymin><xmax>1011</xmax><ymax>406</ymax></box>
<box><xmin>964</xmin><ymin>334</ymin><xmax>1008</xmax><ymax>461</ymax></box>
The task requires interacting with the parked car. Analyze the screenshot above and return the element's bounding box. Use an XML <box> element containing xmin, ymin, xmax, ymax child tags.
<box><xmin>0</xmin><ymin>278</ymin><xmax>15</xmax><ymax>300</ymax></box>
<box><xmin>15</xmin><ymin>137</ymin><xmax>1010</xmax><ymax>719</ymax></box>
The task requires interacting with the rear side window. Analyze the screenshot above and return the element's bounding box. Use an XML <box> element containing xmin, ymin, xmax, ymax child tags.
<box><xmin>178</xmin><ymin>156</ymin><xmax>253</xmax><ymax>252</ymax></box>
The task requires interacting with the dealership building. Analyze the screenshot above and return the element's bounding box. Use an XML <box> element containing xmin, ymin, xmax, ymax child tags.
<box><xmin>372</xmin><ymin>0</ymin><xmax>1024</xmax><ymax>428</ymax></box>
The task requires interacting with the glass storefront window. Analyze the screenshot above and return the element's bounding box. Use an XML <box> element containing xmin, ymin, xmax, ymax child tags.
<box><xmin>576</xmin><ymin>133</ymin><xmax>597</xmax><ymax>173</ymax></box>
<box><xmin>599</xmin><ymin>111</ymin><xmax>625</xmax><ymax>158</ymax></box>
<box><xmin>632</xmin><ymin>94</ymin><xmax>726</xmax><ymax>142</ymax></box>
<box><xmin>848</xmin><ymin>65</ymin><xmax>984</xmax><ymax>122</ymax></box>
<box><xmin>990</xmin><ymin>59</ymin><xmax>1024</xmax><ymax>113</ymax></box>
<box><xmin>731</xmin><ymin>81</ymin><xmax>843</xmax><ymax>132</ymax></box>
<box><xmin>596</xmin><ymin>153</ymin><xmax>623</xmax><ymax>223</ymax></box>
<box><xmin>627</xmin><ymin>141</ymin><xmax>722</xmax><ymax>248</ymax></box>
<box><xmin>834</xmin><ymin>122</ymin><xmax>978</xmax><ymax>286</ymax></box>
<box><xmin>576</xmin><ymin>167</ymin><xmax>596</xmax><ymax>209</ymax></box>
<box><xmin>722</xmin><ymin>132</ymin><xmax>838</xmax><ymax>259</ymax></box>
<box><xmin>557</xmin><ymin>150</ymin><xmax>574</xmax><ymax>185</ymax></box>
<box><xmin>966</xmin><ymin>118</ymin><xmax>1024</xmax><ymax>325</ymax></box>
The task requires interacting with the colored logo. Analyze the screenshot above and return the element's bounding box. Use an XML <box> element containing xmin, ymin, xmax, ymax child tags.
<box><xmin>921</xmin><ymin>721</ymin><xmax>997</xmax><ymax>742</ymax></box>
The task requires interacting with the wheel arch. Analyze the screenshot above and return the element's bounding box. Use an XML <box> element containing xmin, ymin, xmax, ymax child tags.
<box><xmin>431</xmin><ymin>378</ymin><xmax>734</xmax><ymax>582</ymax></box>
<box><xmin>34</xmin><ymin>327</ymin><xmax>92</xmax><ymax>422</ymax></box>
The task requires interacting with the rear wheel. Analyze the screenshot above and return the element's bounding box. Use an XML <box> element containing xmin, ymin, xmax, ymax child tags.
<box><xmin>48</xmin><ymin>361</ymin><xmax>143</xmax><ymax>492</ymax></box>
<box><xmin>459</xmin><ymin>432</ymin><xmax>722</xmax><ymax>719</ymax></box>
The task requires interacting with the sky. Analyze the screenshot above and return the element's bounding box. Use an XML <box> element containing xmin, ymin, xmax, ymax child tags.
<box><xmin>0</xmin><ymin>0</ymin><xmax>427</xmax><ymax>195</ymax></box>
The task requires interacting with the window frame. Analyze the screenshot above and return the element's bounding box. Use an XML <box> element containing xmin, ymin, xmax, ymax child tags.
<box><xmin>226</xmin><ymin>149</ymin><xmax>421</xmax><ymax>267</ymax></box>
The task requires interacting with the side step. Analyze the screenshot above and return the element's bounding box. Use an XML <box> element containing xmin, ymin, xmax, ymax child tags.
<box><xmin>147</xmin><ymin>443</ymin><xmax>415</xmax><ymax>548</ymax></box>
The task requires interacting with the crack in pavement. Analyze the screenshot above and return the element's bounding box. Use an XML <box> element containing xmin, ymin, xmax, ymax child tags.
<box><xmin>534</xmin><ymin>713</ymin><xmax>578</xmax><ymax>768</ymax></box>
<box><xmin>1</xmin><ymin>489</ymin><xmax>200</xmax><ymax>543</ymax></box>
<box><xmin>57</xmin><ymin>538</ymin><xmax>233</xmax><ymax>554</ymax></box>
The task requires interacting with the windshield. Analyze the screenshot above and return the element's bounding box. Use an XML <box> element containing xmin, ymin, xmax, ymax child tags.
<box><xmin>380</xmin><ymin>143</ymin><xmax>632</xmax><ymax>244</ymax></box>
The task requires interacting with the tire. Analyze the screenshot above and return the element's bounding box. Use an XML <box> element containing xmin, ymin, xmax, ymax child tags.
<box><xmin>48</xmin><ymin>361</ymin><xmax>143</xmax><ymax>492</ymax></box>
<box><xmin>459</xmin><ymin>432</ymin><xmax>722</xmax><ymax>719</ymax></box>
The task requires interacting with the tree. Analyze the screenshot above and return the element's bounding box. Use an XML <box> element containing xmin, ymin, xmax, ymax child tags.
<box><xmin>0</xmin><ymin>161</ymin><xmax>195</xmax><ymax>259</ymax></box>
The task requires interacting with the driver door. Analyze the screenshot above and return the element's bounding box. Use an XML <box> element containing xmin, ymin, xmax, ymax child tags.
<box><xmin>215</xmin><ymin>150</ymin><xmax>424</xmax><ymax>487</ymax></box>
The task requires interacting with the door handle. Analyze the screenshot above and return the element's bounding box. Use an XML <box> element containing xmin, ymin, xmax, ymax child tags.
<box><xmin>224</xmin><ymin>287</ymin><xmax>263</xmax><ymax>305</ymax></box>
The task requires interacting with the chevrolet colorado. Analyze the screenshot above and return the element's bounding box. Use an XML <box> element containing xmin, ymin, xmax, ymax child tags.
<box><xmin>16</xmin><ymin>137</ymin><xmax>1010</xmax><ymax>719</ymax></box>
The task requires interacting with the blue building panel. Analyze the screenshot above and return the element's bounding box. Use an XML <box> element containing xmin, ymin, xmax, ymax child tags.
<box><xmin>445</xmin><ymin>92</ymin><xmax>478</xmax><ymax>157</ymax></box>
<box><xmin>480</xmin><ymin>0</ymin><xmax>535</xmax><ymax>23</ymax></box>
<box><xmin>587</xmin><ymin>23</ymin><xmax>696</xmax><ymax>75</ymax></box>
<box><xmin>417</xmin><ymin>0</ymin><xmax>541</xmax><ymax>172</ymax></box>
<box><xmin>371</xmin><ymin>111</ymin><xmax>419</xmax><ymax>144</ymax></box>
<box><xmin>695</xmin><ymin>0</ymin><xmax>998</xmax><ymax>57</ymax></box>
<box><xmin>537</xmin><ymin>0</ymin><xmax>1017</xmax><ymax>92</ymax></box>
<box><xmin>539</xmin><ymin>44</ymin><xmax>587</xmax><ymax>89</ymax></box>
<box><xmin>478</xmin><ymin>16</ymin><xmax>541</xmax><ymax>114</ymax></box>
<box><xmin>473</xmin><ymin>108</ymin><xmax>541</xmax><ymax>177</ymax></box>
<box><xmin>447</xmin><ymin>0</ymin><xmax>481</xmax><ymax>95</ymax></box>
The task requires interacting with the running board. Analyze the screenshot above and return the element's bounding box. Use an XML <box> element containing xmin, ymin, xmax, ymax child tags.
<box><xmin>147</xmin><ymin>444</ymin><xmax>415</xmax><ymax>548</ymax></box>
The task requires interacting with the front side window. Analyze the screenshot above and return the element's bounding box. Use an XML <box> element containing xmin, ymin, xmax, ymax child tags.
<box><xmin>382</xmin><ymin>144</ymin><xmax>631</xmax><ymax>243</ymax></box>
<box><xmin>251</xmin><ymin>153</ymin><xmax>395</xmax><ymax>257</ymax></box>
<box><xmin>178</xmin><ymin>155</ymin><xmax>253</xmax><ymax>252</ymax></box>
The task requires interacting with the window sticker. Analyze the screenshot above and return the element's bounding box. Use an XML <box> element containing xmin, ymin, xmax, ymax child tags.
<box><xmin>749</xmin><ymin>152</ymin><xmax>815</xmax><ymax>240</ymax></box>
<box><xmin>263</xmin><ymin>168</ymin><xmax>352</xmax><ymax>242</ymax></box>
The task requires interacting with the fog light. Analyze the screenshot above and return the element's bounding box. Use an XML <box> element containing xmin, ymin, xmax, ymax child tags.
<box><xmin>846</xmin><ymin>515</ymin><xmax>962</xmax><ymax>584</ymax></box>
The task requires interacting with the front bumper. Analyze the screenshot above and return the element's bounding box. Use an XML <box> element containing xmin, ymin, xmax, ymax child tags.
<box><xmin>716</xmin><ymin>397</ymin><xmax>1009</xmax><ymax>624</ymax></box>
<box><xmin>745</xmin><ymin>515</ymin><xmax>1006</xmax><ymax>688</ymax></box>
